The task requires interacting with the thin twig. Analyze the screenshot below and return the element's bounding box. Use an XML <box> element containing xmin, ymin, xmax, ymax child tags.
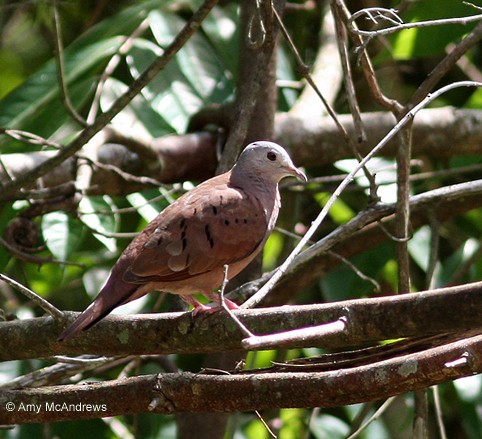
<box><xmin>52</xmin><ymin>0</ymin><xmax>86</xmax><ymax>126</ymax></box>
<box><xmin>1</xmin><ymin>129</ymin><xmax>63</xmax><ymax>149</ymax></box>
<box><xmin>329</xmin><ymin>251</ymin><xmax>381</xmax><ymax>293</ymax></box>
<box><xmin>346</xmin><ymin>397</ymin><xmax>397</xmax><ymax>439</ymax></box>
<box><xmin>255</xmin><ymin>410</ymin><xmax>278</xmax><ymax>438</ymax></box>
<box><xmin>425</xmin><ymin>213</ymin><xmax>440</xmax><ymax>290</ymax></box>
<box><xmin>332</xmin><ymin>4</ymin><xmax>366</xmax><ymax>144</ymax></box>
<box><xmin>77</xmin><ymin>154</ymin><xmax>164</xmax><ymax>187</ymax></box>
<box><xmin>219</xmin><ymin>265</ymin><xmax>254</xmax><ymax>338</ymax></box>
<box><xmin>54</xmin><ymin>355</ymin><xmax>112</xmax><ymax>364</ymax></box>
<box><xmin>0</xmin><ymin>356</ymin><xmax>114</xmax><ymax>389</ymax></box>
<box><xmin>411</xmin><ymin>19</ymin><xmax>482</xmax><ymax>107</ymax></box>
<box><xmin>0</xmin><ymin>273</ymin><xmax>64</xmax><ymax>320</ymax></box>
<box><xmin>432</xmin><ymin>386</ymin><xmax>448</xmax><ymax>439</ymax></box>
<box><xmin>333</xmin><ymin>0</ymin><xmax>402</xmax><ymax>113</ymax></box>
<box><xmin>87</xmin><ymin>18</ymin><xmax>151</xmax><ymax>124</ymax></box>
<box><xmin>331</xmin><ymin>3</ymin><xmax>379</xmax><ymax>200</ymax></box>
<box><xmin>241</xmin><ymin>317</ymin><xmax>347</xmax><ymax>350</ymax></box>
<box><xmin>273</xmin><ymin>6</ymin><xmax>350</xmax><ymax>146</ymax></box>
<box><xmin>241</xmin><ymin>80</ymin><xmax>482</xmax><ymax>309</ymax></box>
<box><xmin>274</xmin><ymin>228</ymin><xmax>380</xmax><ymax>292</ymax></box>
<box><xmin>0</xmin><ymin>0</ymin><xmax>219</xmax><ymax>201</ymax></box>
<box><xmin>413</xmin><ymin>389</ymin><xmax>429</xmax><ymax>438</ymax></box>
<box><xmin>349</xmin><ymin>9</ymin><xmax>482</xmax><ymax>38</ymax></box>
<box><xmin>394</xmin><ymin>125</ymin><xmax>412</xmax><ymax>294</ymax></box>
<box><xmin>0</xmin><ymin>236</ymin><xmax>85</xmax><ymax>268</ymax></box>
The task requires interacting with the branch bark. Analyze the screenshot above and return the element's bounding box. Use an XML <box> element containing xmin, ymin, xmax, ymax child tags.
<box><xmin>276</xmin><ymin>107</ymin><xmax>482</xmax><ymax>167</ymax></box>
<box><xmin>3</xmin><ymin>107</ymin><xmax>482</xmax><ymax>200</ymax></box>
<box><xmin>0</xmin><ymin>0</ymin><xmax>219</xmax><ymax>201</ymax></box>
<box><xmin>1</xmin><ymin>281</ymin><xmax>482</xmax><ymax>361</ymax></box>
<box><xmin>1</xmin><ymin>331</ymin><xmax>481</xmax><ymax>424</ymax></box>
<box><xmin>264</xmin><ymin>179</ymin><xmax>482</xmax><ymax>305</ymax></box>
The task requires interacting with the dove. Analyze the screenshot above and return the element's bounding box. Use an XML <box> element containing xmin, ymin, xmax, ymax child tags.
<box><xmin>58</xmin><ymin>141</ymin><xmax>306</xmax><ymax>341</ymax></box>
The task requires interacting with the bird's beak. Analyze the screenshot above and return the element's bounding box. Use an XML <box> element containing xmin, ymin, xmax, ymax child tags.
<box><xmin>288</xmin><ymin>165</ymin><xmax>307</xmax><ymax>182</ymax></box>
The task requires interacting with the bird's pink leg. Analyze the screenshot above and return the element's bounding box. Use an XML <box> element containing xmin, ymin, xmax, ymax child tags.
<box><xmin>180</xmin><ymin>295</ymin><xmax>212</xmax><ymax>315</ymax></box>
<box><xmin>181</xmin><ymin>293</ymin><xmax>240</xmax><ymax>315</ymax></box>
<box><xmin>206</xmin><ymin>293</ymin><xmax>240</xmax><ymax>310</ymax></box>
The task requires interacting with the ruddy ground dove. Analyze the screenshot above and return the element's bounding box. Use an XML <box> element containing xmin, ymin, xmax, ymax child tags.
<box><xmin>59</xmin><ymin>141</ymin><xmax>306</xmax><ymax>340</ymax></box>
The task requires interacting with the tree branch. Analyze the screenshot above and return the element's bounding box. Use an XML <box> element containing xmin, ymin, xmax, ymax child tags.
<box><xmin>267</xmin><ymin>179</ymin><xmax>482</xmax><ymax>304</ymax></box>
<box><xmin>0</xmin><ymin>0</ymin><xmax>219</xmax><ymax>201</ymax></box>
<box><xmin>276</xmin><ymin>106</ymin><xmax>482</xmax><ymax>167</ymax></box>
<box><xmin>1</xmin><ymin>331</ymin><xmax>481</xmax><ymax>424</ymax></box>
<box><xmin>1</xmin><ymin>281</ymin><xmax>482</xmax><ymax>361</ymax></box>
<box><xmin>3</xmin><ymin>107</ymin><xmax>482</xmax><ymax>199</ymax></box>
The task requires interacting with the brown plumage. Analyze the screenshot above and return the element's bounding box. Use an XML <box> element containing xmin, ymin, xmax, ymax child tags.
<box><xmin>58</xmin><ymin>141</ymin><xmax>306</xmax><ymax>340</ymax></box>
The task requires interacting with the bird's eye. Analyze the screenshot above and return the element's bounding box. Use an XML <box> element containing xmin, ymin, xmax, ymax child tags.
<box><xmin>267</xmin><ymin>151</ymin><xmax>277</xmax><ymax>161</ymax></box>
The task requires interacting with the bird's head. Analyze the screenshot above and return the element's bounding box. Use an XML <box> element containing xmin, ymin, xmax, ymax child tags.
<box><xmin>232</xmin><ymin>141</ymin><xmax>307</xmax><ymax>185</ymax></box>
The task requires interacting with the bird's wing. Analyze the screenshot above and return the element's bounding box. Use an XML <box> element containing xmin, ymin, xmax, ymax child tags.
<box><xmin>125</xmin><ymin>177</ymin><xmax>268</xmax><ymax>284</ymax></box>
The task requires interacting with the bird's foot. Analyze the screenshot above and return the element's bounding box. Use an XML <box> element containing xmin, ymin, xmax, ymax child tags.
<box><xmin>181</xmin><ymin>295</ymin><xmax>225</xmax><ymax>316</ymax></box>
<box><xmin>221</xmin><ymin>298</ymin><xmax>240</xmax><ymax>310</ymax></box>
<box><xmin>191</xmin><ymin>302</ymin><xmax>216</xmax><ymax>316</ymax></box>
<box><xmin>206</xmin><ymin>293</ymin><xmax>239</xmax><ymax>311</ymax></box>
<box><xmin>183</xmin><ymin>294</ymin><xmax>240</xmax><ymax>316</ymax></box>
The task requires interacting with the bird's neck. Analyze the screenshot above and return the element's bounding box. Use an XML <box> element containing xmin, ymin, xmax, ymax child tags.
<box><xmin>230</xmin><ymin>169</ymin><xmax>280</xmax><ymax>227</ymax></box>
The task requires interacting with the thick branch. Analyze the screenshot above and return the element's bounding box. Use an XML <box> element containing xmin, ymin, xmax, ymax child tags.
<box><xmin>268</xmin><ymin>179</ymin><xmax>482</xmax><ymax>303</ymax></box>
<box><xmin>0</xmin><ymin>0</ymin><xmax>219</xmax><ymax>201</ymax></box>
<box><xmin>0</xmin><ymin>133</ymin><xmax>218</xmax><ymax>199</ymax></box>
<box><xmin>1</xmin><ymin>282</ymin><xmax>482</xmax><ymax>361</ymax></box>
<box><xmin>1</xmin><ymin>332</ymin><xmax>481</xmax><ymax>424</ymax></box>
<box><xmin>3</xmin><ymin>107</ymin><xmax>482</xmax><ymax>199</ymax></box>
<box><xmin>275</xmin><ymin>107</ymin><xmax>482</xmax><ymax>166</ymax></box>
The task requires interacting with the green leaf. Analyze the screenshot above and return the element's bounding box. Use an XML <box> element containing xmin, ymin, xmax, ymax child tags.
<box><xmin>391</xmin><ymin>1</ymin><xmax>482</xmax><ymax>60</ymax></box>
<box><xmin>127</xmin><ymin>39</ymin><xmax>199</xmax><ymax>133</ymax></box>
<box><xmin>0</xmin><ymin>0</ymin><xmax>163</xmax><ymax>139</ymax></box>
<box><xmin>100</xmin><ymin>77</ymin><xmax>174</xmax><ymax>138</ymax></box>
<box><xmin>437</xmin><ymin>238</ymin><xmax>479</xmax><ymax>286</ymax></box>
<box><xmin>122</xmin><ymin>8</ymin><xmax>235</xmax><ymax>133</ymax></box>
<box><xmin>126</xmin><ymin>189</ymin><xmax>172</xmax><ymax>223</ymax></box>
<box><xmin>310</xmin><ymin>414</ymin><xmax>350</xmax><ymax>439</ymax></box>
<box><xmin>279</xmin><ymin>408</ymin><xmax>308</xmax><ymax>439</ymax></box>
<box><xmin>79</xmin><ymin>196</ymin><xmax>118</xmax><ymax>252</ymax></box>
<box><xmin>314</xmin><ymin>192</ymin><xmax>354</xmax><ymax>224</ymax></box>
<box><xmin>42</xmin><ymin>211</ymin><xmax>83</xmax><ymax>261</ymax></box>
<box><xmin>0</xmin><ymin>49</ymin><xmax>25</xmax><ymax>99</ymax></box>
<box><xmin>200</xmin><ymin>3</ymin><xmax>239</xmax><ymax>75</ymax></box>
<box><xmin>0</xmin><ymin>203</ymin><xmax>18</xmax><ymax>271</ymax></box>
<box><xmin>321</xmin><ymin>243</ymin><xmax>393</xmax><ymax>301</ymax></box>
<box><xmin>465</xmin><ymin>87</ymin><xmax>482</xmax><ymax>108</ymax></box>
<box><xmin>263</xmin><ymin>230</ymin><xmax>284</xmax><ymax>271</ymax></box>
<box><xmin>408</xmin><ymin>225</ymin><xmax>431</xmax><ymax>272</ymax></box>
<box><xmin>150</xmin><ymin>10</ymin><xmax>232</xmax><ymax>102</ymax></box>
<box><xmin>0</xmin><ymin>37</ymin><xmax>123</xmax><ymax>131</ymax></box>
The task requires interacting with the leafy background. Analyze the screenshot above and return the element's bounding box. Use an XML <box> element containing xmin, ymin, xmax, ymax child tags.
<box><xmin>1</xmin><ymin>0</ymin><xmax>482</xmax><ymax>437</ymax></box>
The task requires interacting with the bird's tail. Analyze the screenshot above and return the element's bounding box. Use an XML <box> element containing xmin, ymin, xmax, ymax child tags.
<box><xmin>58</xmin><ymin>281</ymin><xmax>137</xmax><ymax>341</ymax></box>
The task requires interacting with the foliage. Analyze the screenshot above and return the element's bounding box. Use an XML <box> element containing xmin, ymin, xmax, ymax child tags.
<box><xmin>1</xmin><ymin>0</ymin><xmax>482</xmax><ymax>438</ymax></box>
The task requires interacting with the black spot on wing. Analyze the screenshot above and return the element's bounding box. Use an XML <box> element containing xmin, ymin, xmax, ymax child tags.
<box><xmin>205</xmin><ymin>224</ymin><xmax>214</xmax><ymax>248</ymax></box>
<box><xmin>180</xmin><ymin>218</ymin><xmax>188</xmax><ymax>251</ymax></box>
